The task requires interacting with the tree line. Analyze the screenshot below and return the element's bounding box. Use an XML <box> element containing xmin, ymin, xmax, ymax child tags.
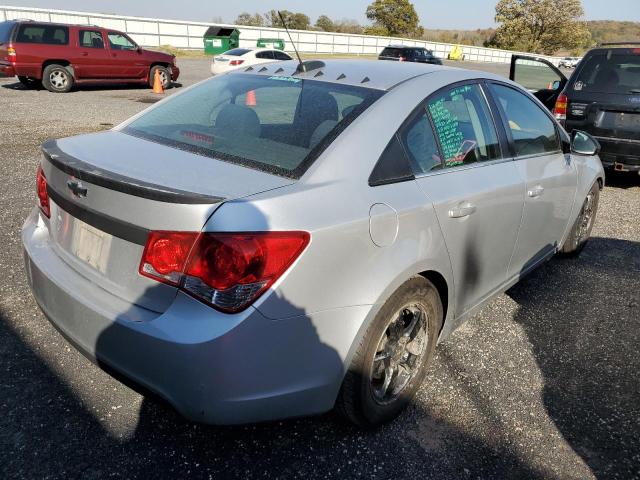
<box><xmin>233</xmin><ymin>0</ymin><xmax>600</xmax><ymax>55</ymax></box>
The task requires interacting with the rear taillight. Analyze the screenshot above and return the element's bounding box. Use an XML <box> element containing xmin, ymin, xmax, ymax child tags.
<box><xmin>140</xmin><ymin>231</ymin><xmax>310</xmax><ymax>313</ymax></box>
<box><xmin>229</xmin><ymin>59</ymin><xmax>244</xmax><ymax>66</ymax></box>
<box><xmin>7</xmin><ymin>47</ymin><xmax>16</xmax><ymax>62</ymax></box>
<box><xmin>36</xmin><ymin>165</ymin><xmax>50</xmax><ymax>218</ymax></box>
<box><xmin>553</xmin><ymin>92</ymin><xmax>568</xmax><ymax>125</ymax></box>
<box><xmin>399</xmin><ymin>56</ymin><xmax>406</xmax><ymax>62</ymax></box>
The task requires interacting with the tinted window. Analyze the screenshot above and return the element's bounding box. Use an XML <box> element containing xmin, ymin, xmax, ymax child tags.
<box><xmin>107</xmin><ymin>32</ymin><xmax>136</xmax><ymax>50</ymax></box>
<box><xmin>16</xmin><ymin>24</ymin><xmax>68</xmax><ymax>45</ymax></box>
<box><xmin>574</xmin><ymin>52</ymin><xmax>640</xmax><ymax>94</ymax></box>
<box><xmin>427</xmin><ymin>84</ymin><xmax>501</xmax><ymax>168</ymax></box>
<box><xmin>274</xmin><ymin>51</ymin><xmax>291</xmax><ymax>60</ymax></box>
<box><xmin>380</xmin><ymin>47</ymin><xmax>401</xmax><ymax>58</ymax></box>
<box><xmin>369</xmin><ymin>135</ymin><xmax>414</xmax><ymax>186</ymax></box>
<box><xmin>124</xmin><ymin>74</ymin><xmax>384</xmax><ymax>178</ymax></box>
<box><xmin>0</xmin><ymin>21</ymin><xmax>15</xmax><ymax>43</ymax></box>
<box><xmin>399</xmin><ymin>111</ymin><xmax>442</xmax><ymax>173</ymax></box>
<box><xmin>224</xmin><ymin>48</ymin><xmax>251</xmax><ymax>56</ymax></box>
<box><xmin>79</xmin><ymin>30</ymin><xmax>104</xmax><ymax>49</ymax></box>
<box><xmin>489</xmin><ymin>84</ymin><xmax>560</xmax><ymax>157</ymax></box>
<box><xmin>255</xmin><ymin>51</ymin><xmax>276</xmax><ymax>60</ymax></box>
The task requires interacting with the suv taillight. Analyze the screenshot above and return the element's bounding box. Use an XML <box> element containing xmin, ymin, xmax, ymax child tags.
<box><xmin>399</xmin><ymin>56</ymin><xmax>406</xmax><ymax>62</ymax></box>
<box><xmin>36</xmin><ymin>165</ymin><xmax>50</xmax><ymax>218</ymax></box>
<box><xmin>140</xmin><ymin>231</ymin><xmax>310</xmax><ymax>313</ymax></box>
<box><xmin>553</xmin><ymin>92</ymin><xmax>568</xmax><ymax>125</ymax></box>
<box><xmin>229</xmin><ymin>59</ymin><xmax>244</xmax><ymax>66</ymax></box>
<box><xmin>7</xmin><ymin>47</ymin><xmax>16</xmax><ymax>61</ymax></box>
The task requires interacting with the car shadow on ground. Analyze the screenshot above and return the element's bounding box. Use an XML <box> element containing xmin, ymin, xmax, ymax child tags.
<box><xmin>603</xmin><ymin>170</ymin><xmax>640</xmax><ymax>190</ymax></box>
<box><xmin>507</xmin><ymin>236</ymin><xmax>640</xmax><ymax>478</ymax></box>
<box><xmin>1</xmin><ymin>81</ymin><xmax>181</xmax><ymax>93</ymax></box>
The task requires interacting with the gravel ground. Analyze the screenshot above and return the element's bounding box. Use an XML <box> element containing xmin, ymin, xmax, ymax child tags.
<box><xmin>0</xmin><ymin>58</ymin><xmax>638</xmax><ymax>479</ymax></box>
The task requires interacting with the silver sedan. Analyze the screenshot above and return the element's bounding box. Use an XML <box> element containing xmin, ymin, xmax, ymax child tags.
<box><xmin>23</xmin><ymin>59</ymin><xmax>604</xmax><ymax>427</ymax></box>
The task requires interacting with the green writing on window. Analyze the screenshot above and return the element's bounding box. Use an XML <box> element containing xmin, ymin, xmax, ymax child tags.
<box><xmin>428</xmin><ymin>85</ymin><xmax>473</xmax><ymax>163</ymax></box>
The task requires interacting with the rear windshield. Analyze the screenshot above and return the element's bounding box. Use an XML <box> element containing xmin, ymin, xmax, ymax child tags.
<box><xmin>16</xmin><ymin>24</ymin><xmax>69</xmax><ymax>45</ymax></box>
<box><xmin>573</xmin><ymin>52</ymin><xmax>640</xmax><ymax>94</ymax></box>
<box><xmin>123</xmin><ymin>74</ymin><xmax>384</xmax><ymax>178</ymax></box>
<box><xmin>224</xmin><ymin>48</ymin><xmax>251</xmax><ymax>56</ymax></box>
<box><xmin>0</xmin><ymin>21</ymin><xmax>15</xmax><ymax>44</ymax></box>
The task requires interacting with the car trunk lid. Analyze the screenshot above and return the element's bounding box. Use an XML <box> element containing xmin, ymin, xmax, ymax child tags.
<box><xmin>41</xmin><ymin>131</ymin><xmax>294</xmax><ymax>313</ymax></box>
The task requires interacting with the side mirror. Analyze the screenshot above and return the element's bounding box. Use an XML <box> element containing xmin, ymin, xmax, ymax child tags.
<box><xmin>571</xmin><ymin>130</ymin><xmax>600</xmax><ymax>156</ymax></box>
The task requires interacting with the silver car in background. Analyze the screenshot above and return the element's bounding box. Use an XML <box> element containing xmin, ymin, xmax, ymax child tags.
<box><xmin>23</xmin><ymin>59</ymin><xmax>604</xmax><ymax>427</ymax></box>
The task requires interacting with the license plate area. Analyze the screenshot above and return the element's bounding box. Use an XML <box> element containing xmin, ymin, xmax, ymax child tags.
<box><xmin>613</xmin><ymin>111</ymin><xmax>640</xmax><ymax>130</ymax></box>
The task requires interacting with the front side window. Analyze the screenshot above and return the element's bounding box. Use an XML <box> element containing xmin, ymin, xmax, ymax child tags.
<box><xmin>123</xmin><ymin>74</ymin><xmax>384</xmax><ymax>178</ymax></box>
<box><xmin>79</xmin><ymin>30</ymin><xmax>104</xmax><ymax>49</ymax></box>
<box><xmin>427</xmin><ymin>84</ymin><xmax>501</xmax><ymax>168</ymax></box>
<box><xmin>16</xmin><ymin>24</ymin><xmax>68</xmax><ymax>45</ymax></box>
<box><xmin>489</xmin><ymin>84</ymin><xmax>560</xmax><ymax>157</ymax></box>
<box><xmin>107</xmin><ymin>32</ymin><xmax>136</xmax><ymax>50</ymax></box>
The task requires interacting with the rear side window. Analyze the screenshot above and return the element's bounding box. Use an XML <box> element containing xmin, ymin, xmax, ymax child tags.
<box><xmin>224</xmin><ymin>48</ymin><xmax>251</xmax><ymax>56</ymax></box>
<box><xmin>0</xmin><ymin>22</ymin><xmax>15</xmax><ymax>43</ymax></box>
<box><xmin>16</xmin><ymin>24</ymin><xmax>68</xmax><ymax>45</ymax></box>
<box><xmin>427</xmin><ymin>84</ymin><xmax>501</xmax><ymax>168</ymax></box>
<box><xmin>399</xmin><ymin>111</ymin><xmax>442</xmax><ymax>174</ymax></box>
<box><xmin>574</xmin><ymin>52</ymin><xmax>640</xmax><ymax>94</ymax></box>
<box><xmin>380</xmin><ymin>47</ymin><xmax>401</xmax><ymax>58</ymax></box>
<box><xmin>79</xmin><ymin>30</ymin><xmax>104</xmax><ymax>49</ymax></box>
<box><xmin>124</xmin><ymin>74</ymin><xmax>384</xmax><ymax>178</ymax></box>
<box><xmin>489</xmin><ymin>83</ymin><xmax>560</xmax><ymax>157</ymax></box>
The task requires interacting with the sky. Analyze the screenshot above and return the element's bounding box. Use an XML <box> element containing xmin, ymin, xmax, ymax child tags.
<box><xmin>4</xmin><ymin>0</ymin><xmax>640</xmax><ymax>29</ymax></box>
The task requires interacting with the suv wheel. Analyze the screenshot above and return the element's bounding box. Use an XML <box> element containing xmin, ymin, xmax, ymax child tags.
<box><xmin>42</xmin><ymin>64</ymin><xmax>73</xmax><ymax>93</ymax></box>
<box><xmin>18</xmin><ymin>76</ymin><xmax>42</xmax><ymax>89</ymax></box>
<box><xmin>149</xmin><ymin>65</ymin><xmax>171</xmax><ymax>89</ymax></box>
<box><xmin>336</xmin><ymin>277</ymin><xmax>443</xmax><ymax>427</ymax></box>
<box><xmin>560</xmin><ymin>181</ymin><xmax>600</xmax><ymax>256</ymax></box>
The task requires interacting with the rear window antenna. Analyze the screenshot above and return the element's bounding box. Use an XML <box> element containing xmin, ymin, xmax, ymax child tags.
<box><xmin>278</xmin><ymin>11</ymin><xmax>305</xmax><ymax>72</ymax></box>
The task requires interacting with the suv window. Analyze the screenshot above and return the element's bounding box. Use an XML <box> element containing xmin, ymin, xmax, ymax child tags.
<box><xmin>573</xmin><ymin>52</ymin><xmax>640</xmax><ymax>94</ymax></box>
<box><xmin>16</xmin><ymin>24</ymin><xmax>68</xmax><ymax>45</ymax></box>
<box><xmin>399</xmin><ymin>111</ymin><xmax>442</xmax><ymax>173</ymax></box>
<box><xmin>380</xmin><ymin>47</ymin><xmax>402</xmax><ymax>58</ymax></box>
<box><xmin>489</xmin><ymin>83</ymin><xmax>560</xmax><ymax>157</ymax></box>
<box><xmin>427</xmin><ymin>84</ymin><xmax>501</xmax><ymax>167</ymax></box>
<box><xmin>124</xmin><ymin>74</ymin><xmax>384</xmax><ymax>178</ymax></box>
<box><xmin>0</xmin><ymin>21</ymin><xmax>15</xmax><ymax>44</ymax></box>
<box><xmin>79</xmin><ymin>30</ymin><xmax>104</xmax><ymax>49</ymax></box>
<box><xmin>107</xmin><ymin>32</ymin><xmax>136</xmax><ymax>50</ymax></box>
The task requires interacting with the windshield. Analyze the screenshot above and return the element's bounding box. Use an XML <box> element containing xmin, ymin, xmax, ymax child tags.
<box><xmin>574</xmin><ymin>52</ymin><xmax>640</xmax><ymax>94</ymax></box>
<box><xmin>124</xmin><ymin>74</ymin><xmax>384</xmax><ymax>178</ymax></box>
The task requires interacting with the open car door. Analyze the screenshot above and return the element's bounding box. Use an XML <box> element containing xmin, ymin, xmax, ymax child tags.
<box><xmin>510</xmin><ymin>55</ymin><xmax>568</xmax><ymax>111</ymax></box>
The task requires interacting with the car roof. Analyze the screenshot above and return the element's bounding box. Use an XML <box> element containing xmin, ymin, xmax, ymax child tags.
<box><xmin>228</xmin><ymin>58</ymin><xmax>463</xmax><ymax>91</ymax></box>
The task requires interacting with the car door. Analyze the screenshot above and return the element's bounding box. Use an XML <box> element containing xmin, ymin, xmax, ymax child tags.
<box><xmin>105</xmin><ymin>31</ymin><xmax>146</xmax><ymax>78</ymax></box>
<box><xmin>510</xmin><ymin>55</ymin><xmax>569</xmax><ymax>111</ymax></box>
<box><xmin>410</xmin><ymin>83</ymin><xmax>525</xmax><ymax>316</ymax></box>
<box><xmin>73</xmin><ymin>29</ymin><xmax>110</xmax><ymax>79</ymax></box>
<box><xmin>487</xmin><ymin>82</ymin><xmax>578</xmax><ymax>276</ymax></box>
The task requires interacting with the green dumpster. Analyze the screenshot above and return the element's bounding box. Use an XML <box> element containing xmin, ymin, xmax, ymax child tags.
<box><xmin>203</xmin><ymin>26</ymin><xmax>240</xmax><ymax>55</ymax></box>
<box><xmin>256</xmin><ymin>38</ymin><xmax>285</xmax><ymax>50</ymax></box>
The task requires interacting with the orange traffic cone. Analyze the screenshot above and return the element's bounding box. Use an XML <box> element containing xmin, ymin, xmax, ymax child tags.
<box><xmin>152</xmin><ymin>68</ymin><xmax>164</xmax><ymax>94</ymax></box>
<box><xmin>246</xmin><ymin>89</ymin><xmax>256</xmax><ymax>106</ymax></box>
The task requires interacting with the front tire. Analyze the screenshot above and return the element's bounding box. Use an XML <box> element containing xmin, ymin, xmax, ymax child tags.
<box><xmin>336</xmin><ymin>277</ymin><xmax>443</xmax><ymax>427</ymax></box>
<box><xmin>560</xmin><ymin>181</ymin><xmax>600</xmax><ymax>256</ymax></box>
<box><xmin>42</xmin><ymin>64</ymin><xmax>73</xmax><ymax>93</ymax></box>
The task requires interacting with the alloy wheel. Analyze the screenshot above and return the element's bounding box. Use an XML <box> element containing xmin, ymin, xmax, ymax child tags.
<box><xmin>49</xmin><ymin>70</ymin><xmax>68</xmax><ymax>90</ymax></box>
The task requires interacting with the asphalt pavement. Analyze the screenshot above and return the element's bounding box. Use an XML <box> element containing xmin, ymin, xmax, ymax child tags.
<box><xmin>0</xmin><ymin>58</ymin><xmax>638</xmax><ymax>479</ymax></box>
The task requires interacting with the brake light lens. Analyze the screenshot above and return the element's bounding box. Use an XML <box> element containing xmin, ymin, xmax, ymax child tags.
<box><xmin>140</xmin><ymin>231</ymin><xmax>310</xmax><ymax>312</ymax></box>
<box><xmin>399</xmin><ymin>56</ymin><xmax>406</xmax><ymax>62</ymax></box>
<box><xmin>36</xmin><ymin>165</ymin><xmax>50</xmax><ymax>218</ymax></box>
<box><xmin>7</xmin><ymin>47</ymin><xmax>16</xmax><ymax>61</ymax></box>
<box><xmin>229</xmin><ymin>59</ymin><xmax>244</xmax><ymax>66</ymax></box>
<box><xmin>553</xmin><ymin>92</ymin><xmax>568</xmax><ymax>125</ymax></box>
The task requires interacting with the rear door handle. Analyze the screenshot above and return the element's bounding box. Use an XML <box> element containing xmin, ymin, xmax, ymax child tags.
<box><xmin>448</xmin><ymin>202</ymin><xmax>477</xmax><ymax>218</ymax></box>
<box><xmin>528</xmin><ymin>185</ymin><xmax>545</xmax><ymax>198</ymax></box>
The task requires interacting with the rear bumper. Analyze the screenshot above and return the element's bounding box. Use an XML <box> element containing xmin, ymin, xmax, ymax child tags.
<box><xmin>22</xmin><ymin>208</ymin><xmax>365</xmax><ymax>424</ymax></box>
<box><xmin>595</xmin><ymin>136</ymin><xmax>640</xmax><ymax>172</ymax></box>
<box><xmin>0</xmin><ymin>63</ymin><xmax>15</xmax><ymax>77</ymax></box>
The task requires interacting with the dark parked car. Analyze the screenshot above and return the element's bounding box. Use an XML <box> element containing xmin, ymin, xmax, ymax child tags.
<box><xmin>0</xmin><ymin>20</ymin><xmax>179</xmax><ymax>92</ymax></box>
<box><xmin>512</xmin><ymin>45</ymin><xmax>640</xmax><ymax>173</ymax></box>
<box><xmin>379</xmin><ymin>45</ymin><xmax>443</xmax><ymax>65</ymax></box>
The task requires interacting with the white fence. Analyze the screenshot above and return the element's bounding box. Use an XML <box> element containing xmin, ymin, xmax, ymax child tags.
<box><xmin>0</xmin><ymin>5</ymin><xmax>560</xmax><ymax>66</ymax></box>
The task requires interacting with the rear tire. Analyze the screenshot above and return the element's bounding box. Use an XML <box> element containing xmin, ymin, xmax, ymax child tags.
<box><xmin>42</xmin><ymin>64</ymin><xmax>73</xmax><ymax>93</ymax></box>
<box><xmin>149</xmin><ymin>65</ymin><xmax>171</xmax><ymax>89</ymax></box>
<box><xmin>560</xmin><ymin>181</ymin><xmax>600</xmax><ymax>256</ymax></box>
<box><xmin>18</xmin><ymin>76</ymin><xmax>42</xmax><ymax>89</ymax></box>
<box><xmin>336</xmin><ymin>277</ymin><xmax>443</xmax><ymax>427</ymax></box>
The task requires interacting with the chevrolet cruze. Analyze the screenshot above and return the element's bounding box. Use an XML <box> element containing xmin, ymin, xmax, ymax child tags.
<box><xmin>23</xmin><ymin>59</ymin><xmax>604</xmax><ymax>427</ymax></box>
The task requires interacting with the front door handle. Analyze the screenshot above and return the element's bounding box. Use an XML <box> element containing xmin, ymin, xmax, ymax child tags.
<box><xmin>528</xmin><ymin>185</ymin><xmax>545</xmax><ymax>198</ymax></box>
<box><xmin>449</xmin><ymin>202</ymin><xmax>477</xmax><ymax>218</ymax></box>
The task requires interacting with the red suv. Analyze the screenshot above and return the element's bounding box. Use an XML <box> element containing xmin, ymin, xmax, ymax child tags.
<box><xmin>0</xmin><ymin>20</ymin><xmax>179</xmax><ymax>92</ymax></box>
